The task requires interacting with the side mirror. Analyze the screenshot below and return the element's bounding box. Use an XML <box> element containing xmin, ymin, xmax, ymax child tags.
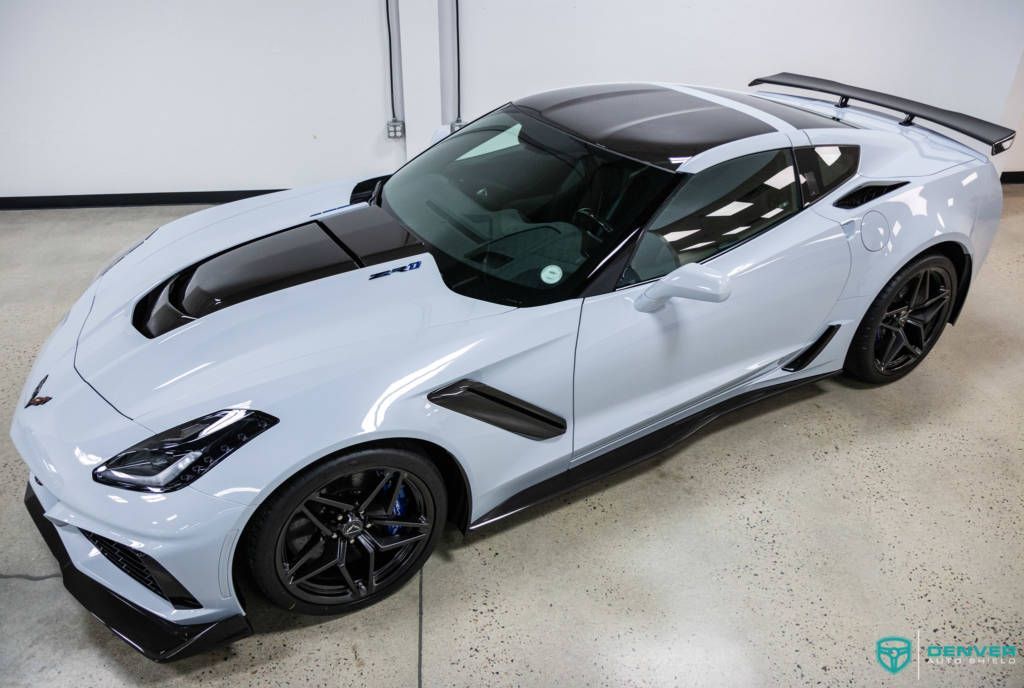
<box><xmin>633</xmin><ymin>263</ymin><xmax>731</xmax><ymax>312</ymax></box>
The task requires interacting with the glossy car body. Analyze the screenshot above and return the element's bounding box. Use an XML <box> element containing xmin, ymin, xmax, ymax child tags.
<box><xmin>12</xmin><ymin>74</ymin><xmax>1012</xmax><ymax>660</ymax></box>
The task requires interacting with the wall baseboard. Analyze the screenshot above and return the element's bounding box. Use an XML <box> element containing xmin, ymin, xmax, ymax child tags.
<box><xmin>1002</xmin><ymin>171</ymin><xmax>1024</xmax><ymax>184</ymax></box>
<box><xmin>0</xmin><ymin>189</ymin><xmax>284</xmax><ymax>210</ymax></box>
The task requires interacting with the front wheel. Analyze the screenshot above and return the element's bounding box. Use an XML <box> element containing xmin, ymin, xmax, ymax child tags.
<box><xmin>844</xmin><ymin>254</ymin><xmax>957</xmax><ymax>384</ymax></box>
<box><xmin>247</xmin><ymin>447</ymin><xmax>446</xmax><ymax>615</ymax></box>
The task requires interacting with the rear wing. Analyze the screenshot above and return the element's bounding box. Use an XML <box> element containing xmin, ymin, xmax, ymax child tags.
<box><xmin>749</xmin><ymin>72</ymin><xmax>1015</xmax><ymax>156</ymax></box>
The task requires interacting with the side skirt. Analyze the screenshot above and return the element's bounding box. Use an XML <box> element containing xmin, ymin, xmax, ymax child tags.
<box><xmin>468</xmin><ymin>372</ymin><xmax>835</xmax><ymax>530</ymax></box>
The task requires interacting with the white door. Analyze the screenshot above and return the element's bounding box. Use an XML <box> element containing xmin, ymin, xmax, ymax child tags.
<box><xmin>572</xmin><ymin>147</ymin><xmax>853</xmax><ymax>462</ymax></box>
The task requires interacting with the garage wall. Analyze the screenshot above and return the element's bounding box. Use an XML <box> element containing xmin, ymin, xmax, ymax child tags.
<box><xmin>2</xmin><ymin>0</ymin><xmax>1022</xmax><ymax>199</ymax></box>
<box><xmin>0</xmin><ymin>0</ymin><xmax>405</xmax><ymax>196</ymax></box>
<box><xmin>453</xmin><ymin>0</ymin><xmax>1024</xmax><ymax>172</ymax></box>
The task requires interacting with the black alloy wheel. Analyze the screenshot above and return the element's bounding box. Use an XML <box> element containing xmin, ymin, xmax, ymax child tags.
<box><xmin>845</xmin><ymin>254</ymin><xmax>957</xmax><ymax>384</ymax></box>
<box><xmin>248</xmin><ymin>448</ymin><xmax>446</xmax><ymax>614</ymax></box>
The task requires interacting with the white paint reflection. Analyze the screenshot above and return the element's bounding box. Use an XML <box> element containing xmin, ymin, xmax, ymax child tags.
<box><xmin>213</xmin><ymin>486</ymin><xmax>260</xmax><ymax>499</ymax></box>
<box><xmin>362</xmin><ymin>341</ymin><xmax>480</xmax><ymax>432</ymax></box>
<box><xmin>961</xmin><ymin>171</ymin><xmax>978</xmax><ymax>186</ymax></box>
<box><xmin>895</xmin><ymin>186</ymin><xmax>928</xmax><ymax>217</ymax></box>
<box><xmin>154</xmin><ymin>361</ymin><xmax>213</xmax><ymax>390</ymax></box>
<box><xmin>74</xmin><ymin>446</ymin><xmax>104</xmax><ymax>466</ymax></box>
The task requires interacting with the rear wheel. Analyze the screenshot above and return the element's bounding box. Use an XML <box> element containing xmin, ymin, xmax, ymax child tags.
<box><xmin>844</xmin><ymin>254</ymin><xmax>956</xmax><ymax>384</ymax></box>
<box><xmin>247</xmin><ymin>447</ymin><xmax>446</xmax><ymax>615</ymax></box>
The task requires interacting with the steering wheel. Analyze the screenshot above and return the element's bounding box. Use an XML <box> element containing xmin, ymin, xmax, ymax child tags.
<box><xmin>573</xmin><ymin>207</ymin><xmax>615</xmax><ymax>237</ymax></box>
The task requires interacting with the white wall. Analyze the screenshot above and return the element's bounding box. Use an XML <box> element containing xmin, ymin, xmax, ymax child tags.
<box><xmin>0</xmin><ymin>0</ymin><xmax>406</xmax><ymax>196</ymax></box>
<box><xmin>1</xmin><ymin>0</ymin><xmax>1021</xmax><ymax>198</ymax></box>
<box><xmin>455</xmin><ymin>0</ymin><xmax>1024</xmax><ymax>172</ymax></box>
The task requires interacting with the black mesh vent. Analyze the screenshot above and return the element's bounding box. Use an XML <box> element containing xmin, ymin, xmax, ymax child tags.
<box><xmin>833</xmin><ymin>182</ymin><xmax>909</xmax><ymax>209</ymax></box>
<box><xmin>81</xmin><ymin>529</ymin><xmax>201</xmax><ymax>609</ymax></box>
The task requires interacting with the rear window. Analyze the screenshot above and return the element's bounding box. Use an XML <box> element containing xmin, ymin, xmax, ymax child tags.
<box><xmin>795</xmin><ymin>145</ymin><xmax>859</xmax><ymax>205</ymax></box>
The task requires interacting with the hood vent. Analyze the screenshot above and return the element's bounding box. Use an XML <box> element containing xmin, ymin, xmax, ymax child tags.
<box><xmin>833</xmin><ymin>181</ymin><xmax>909</xmax><ymax>209</ymax></box>
<box><xmin>134</xmin><ymin>223</ymin><xmax>358</xmax><ymax>338</ymax></box>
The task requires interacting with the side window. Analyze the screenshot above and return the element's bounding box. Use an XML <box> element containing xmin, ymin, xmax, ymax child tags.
<box><xmin>794</xmin><ymin>145</ymin><xmax>859</xmax><ymax>205</ymax></box>
<box><xmin>621</xmin><ymin>149</ymin><xmax>800</xmax><ymax>286</ymax></box>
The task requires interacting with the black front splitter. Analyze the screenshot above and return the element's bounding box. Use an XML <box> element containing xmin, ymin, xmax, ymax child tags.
<box><xmin>23</xmin><ymin>483</ymin><xmax>252</xmax><ymax>662</ymax></box>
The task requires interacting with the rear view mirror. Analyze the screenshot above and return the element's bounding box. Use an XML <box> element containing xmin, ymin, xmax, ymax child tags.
<box><xmin>633</xmin><ymin>263</ymin><xmax>731</xmax><ymax>312</ymax></box>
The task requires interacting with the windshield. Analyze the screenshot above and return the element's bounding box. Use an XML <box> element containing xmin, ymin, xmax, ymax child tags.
<box><xmin>381</xmin><ymin>105</ymin><xmax>676</xmax><ymax>306</ymax></box>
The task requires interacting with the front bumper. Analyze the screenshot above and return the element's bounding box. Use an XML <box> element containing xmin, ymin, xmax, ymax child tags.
<box><xmin>24</xmin><ymin>482</ymin><xmax>251</xmax><ymax>661</ymax></box>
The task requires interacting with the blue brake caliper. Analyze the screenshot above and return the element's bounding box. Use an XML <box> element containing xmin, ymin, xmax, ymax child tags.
<box><xmin>388</xmin><ymin>484</ymin><xmax>408</xmax><ymax>536</ymax></box>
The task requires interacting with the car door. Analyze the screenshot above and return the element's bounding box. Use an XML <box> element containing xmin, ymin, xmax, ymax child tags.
<box><xmin>572</xmin><ymin>147</ymin><xmax>853</xmax><ymax>463</ymax></box>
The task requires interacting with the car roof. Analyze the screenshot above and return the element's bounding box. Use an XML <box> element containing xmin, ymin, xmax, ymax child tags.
<box><xmin>513</xmin><ymin>82</ymin><xmax>851</xmax><ymax>170</ymax></box>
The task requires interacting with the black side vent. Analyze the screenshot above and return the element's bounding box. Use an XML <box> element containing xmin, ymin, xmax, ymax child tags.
<box><xmin>81</xmin><ymin>529</ymin><xmax>202</xmax><ymax>609</ymax></box>
<box><xmin>783</xmin><ymin>324</ymin><xmax>841</xmax><ymax>372</ymax></box>
<box><xmin>349</xmin><ymin>175</ymin><xmax>389</xmax><ymax>205</ymax></box>
<box><xmin>428</xmin><ymin>380</ymin><xmax>567</xmax><ymax>440</ymax></box>
<box><xmin>833</xmin><ymin>182</ymin><xmax>909</xmax><ymax>209</ymax></box>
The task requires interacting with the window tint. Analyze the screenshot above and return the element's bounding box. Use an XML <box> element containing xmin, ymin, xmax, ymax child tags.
<box><xmin>794</xmin><ymin>145</ymin><xmax>859</xmax><ymax>205</ymax></box>
<box><xmin>622</xmin><ymin>149</ymin><xmax>800</xmax><ymax>285</ymax></box>
<box><xmin>382</xmin><ymin>107</ymin><xmax>676</xmax><ymax>307</ymax></box>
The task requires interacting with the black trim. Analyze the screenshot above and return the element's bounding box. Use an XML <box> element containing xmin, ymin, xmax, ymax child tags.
<box><xmin>81</xmin><ymin>529</ymin><xmax>201</xmax><ymax>609</ymax></box>
<box><xmin>428</xmin><ymin>380</ymin><xmax>567</xmax><ymax>441</ymax></box>
<box><xmin>24</xmin><ymin>483</ymin><xmax>252</xmax><ymax>661</ymax></box>
<box><xmin>0</xmin><ymin>190</ymin><xmax>283</xmax><ymax>210</ymax></box>
<box><xmin>1002</xmin><ymin>171</ymin><xmax>1024</xmax><ymax>184</ymax></box>
<box><xmin>470</xmin><ymin>373</ymin><xmax>834</xmax><ymax>529</ymax></box>
<box><xmin>833</xmin><ymin>181</ymin><xmax>909</xmax><ymax>209</ymax></box>
<box><xmin>782</xmin><ymin>325</ymin><xmax>840</xmax><ymax>372</ymax></box>
<box><xmin>749</xmin><ymin>73</ymin><xmax>1015</xmax><ymax>156</ymax></box>
<box><xmin>350</xmin><ymin>175</ymin><xmax>390</xmax><ymax>205</ymax></box>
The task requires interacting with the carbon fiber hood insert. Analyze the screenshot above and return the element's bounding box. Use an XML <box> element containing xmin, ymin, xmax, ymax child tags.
<box><xmin>134</xmin><ymin>204</ymin><xmax>424</xmax><ymax>338</ymax></box>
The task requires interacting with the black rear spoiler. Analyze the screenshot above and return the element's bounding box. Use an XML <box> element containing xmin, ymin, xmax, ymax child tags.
<box><xmin>749</xmin><ymin>72</ymin><xmax>1016</xmax><ymax>156</ymax></box>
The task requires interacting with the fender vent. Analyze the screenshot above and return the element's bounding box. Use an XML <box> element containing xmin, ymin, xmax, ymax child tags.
<box><xmin>833</xmin><ymin>182</ymin><xmax>909</xmax><ymax>209</ymax></box>
<box><xmin>81</xmin><ymin>529</ymin><xmax>202</xmax><ymax>609</ymax></box>
<box><xmin>428</xmin><ymin>380</ymin><xmax>567</xmax><ymax>440</ymax></box>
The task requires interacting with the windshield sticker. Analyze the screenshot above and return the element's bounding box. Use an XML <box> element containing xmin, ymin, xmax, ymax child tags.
<box><xmin>540</xmin><ymin>265</ymin><xmax>563</xmax><ymax>285</ymax></box>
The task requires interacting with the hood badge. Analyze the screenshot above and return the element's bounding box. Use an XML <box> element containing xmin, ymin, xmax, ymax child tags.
<box><xmin>25</xmin><ymin>375</ymin><xmax>52</xmax><ymax>408</ymax></box>
<box><xmin>369</xmin><ymin>260</ymin><xmax>421</xmax><ymax>280</ymax></box>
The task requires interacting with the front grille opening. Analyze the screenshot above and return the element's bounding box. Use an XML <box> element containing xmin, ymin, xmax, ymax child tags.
<box><xmin>81</xmin><ymin>529</ymin><xmax>201</xmax><ymax>609</ymax></box>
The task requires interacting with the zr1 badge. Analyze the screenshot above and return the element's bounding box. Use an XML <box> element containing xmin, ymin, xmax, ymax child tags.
<box><xmin>369</xmin><ymin>260</ymin><xmax>422</xmax><ymax>280</ymax></box>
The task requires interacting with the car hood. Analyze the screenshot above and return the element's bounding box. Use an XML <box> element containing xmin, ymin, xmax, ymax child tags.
<box><xmin>74</xmin><ymin>180</ymin><xmax>513</xmax><ymax>421</ymax></box>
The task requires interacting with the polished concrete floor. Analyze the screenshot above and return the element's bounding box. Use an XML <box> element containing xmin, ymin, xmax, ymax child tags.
<box><xmin>1</xmin><ymin>188</ymin><xmax>1022</xmax><ymax>687</ymax></box>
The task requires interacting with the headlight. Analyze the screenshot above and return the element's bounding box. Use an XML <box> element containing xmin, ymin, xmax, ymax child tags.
<box><xmin>93</xmin><ymin>409</ymin><xmax>278</xmax><ymax>492</ymax></box>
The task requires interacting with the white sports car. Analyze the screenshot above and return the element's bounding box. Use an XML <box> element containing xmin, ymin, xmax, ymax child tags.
<box><xmin>12</xmin><ymin>73</ymin><xmax>1014</xmax><ymax>660</ymax></box>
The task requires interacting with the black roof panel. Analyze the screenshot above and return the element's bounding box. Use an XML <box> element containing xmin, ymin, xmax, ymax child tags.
<box><xmin>514</xmin><ymin>83</ymin><xmax>775</xmax><ymax>169</ymax></box>
<box><xmin>697</xmin><ymin>87</ymin><xmax>855</xmax><ymax>130</ymax></box>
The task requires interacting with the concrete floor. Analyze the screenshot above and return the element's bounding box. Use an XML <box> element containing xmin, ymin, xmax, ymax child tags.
<box><xmin>1</xmin><ymin>188</ymin><xmax>1022</xmax><ymax>687</ymax></box>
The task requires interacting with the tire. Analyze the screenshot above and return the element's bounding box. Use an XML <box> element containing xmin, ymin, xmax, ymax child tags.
<box><xmin>844</xmin><ymin>253</ymin><xmax>957</xmax><ymax>384</ymax></box>
<box><xmin>247</xmin><ymin>447</ymin><xmax>446</xmax><ymax>615</ymax></box>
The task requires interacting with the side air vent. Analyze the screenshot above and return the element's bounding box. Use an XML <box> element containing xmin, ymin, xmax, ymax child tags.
<box><xmin>349</xmin><ymin>175</ymin><xmax>389</xmax><ymax>204</ymax></box>
<box><xmin>428</xmin><ymin>380</ymin><xmax>567</xmax><ymax>440</ymax></box>
<box><xmin>833</xmin><ymin>182</ymin><xmax>909</xmax><ymax>209</ymax></box>
<box><xmin>81</xmin><ymin>529</ymin><xmax>202</xmax><ymax>609</ymax></box>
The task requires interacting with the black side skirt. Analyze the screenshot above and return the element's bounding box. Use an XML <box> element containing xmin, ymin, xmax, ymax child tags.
<box><xmin>469</xmin><ymin>373</ymin><xmax>834</xmax><ymax>529</ymax></box>
<box><xmin>23</xmin><ymin>484</ymin><xmax>252</xmax><ymax>662</ymax></box>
